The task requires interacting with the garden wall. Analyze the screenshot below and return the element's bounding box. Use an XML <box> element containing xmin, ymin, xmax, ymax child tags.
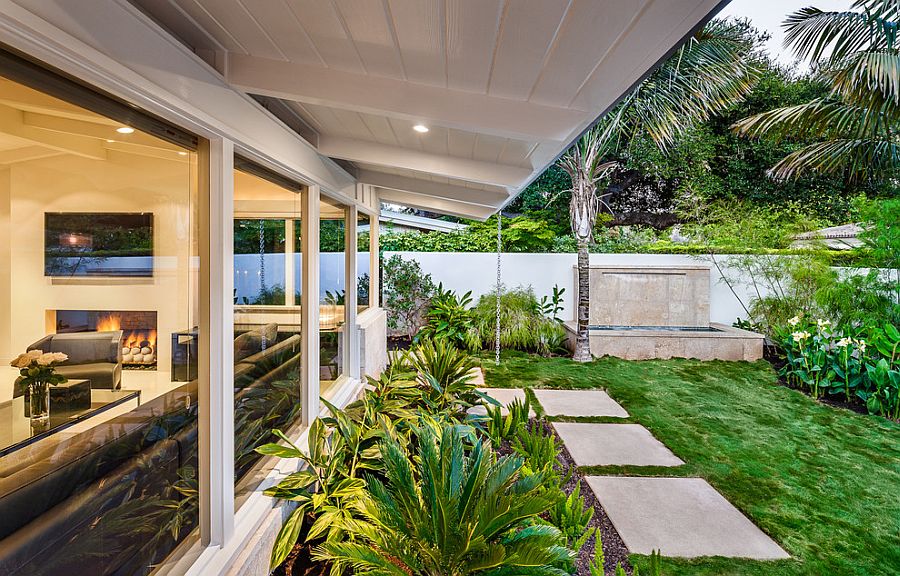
<box><xmin>384</xmin><ymin>252</ymin><xmax>766</xmax><ymax>325</ymax></box>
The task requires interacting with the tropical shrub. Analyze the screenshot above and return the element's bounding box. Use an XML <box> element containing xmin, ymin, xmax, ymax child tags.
<box><xmin>512</xmin><ymin>421</ymin><xmax>561</xmax><ymax>476</ymax></box>
<box><xmin>257</xmin><ymin>421</ymin><xmax>367</xmax><ymax>568</ymax></box>
<box><xmin>589</xmin><ymin>529</ymin><xmax>605</xmax><ymax>576</ymax></box>
<box><xmin>260</xmin><ymin>334</ymin><xmax>627</xmax><ymax>575</ymax></box>
<box><xmin>314</xmin><ymin>422</ymin><xmax>573</xmax><ymax>576</ymax></box>
<box><xmin>468</xmin><ymin>287</ymin><xmax>567</xmax><ymax>356</ymax></box>
<box><xmin>381</xmin><ymin>214</ymin><xmax>557</xmax><ymax>253</ymax></box>
<box><xmin>409</xmin><ymin>337</ymin><xmax>479</xmax><ymax>413</ymax></box>
<box><xmin>416</xmin><ymin>284</ymin><xmax>475</xmax><ymax>348</ymax></box>
<box><xmin>482</xmin><ymin>396</ymin><xmax>531</xmax><ymax>446</ymax></box>
<box><xmin>549</xmin><ymin>482</ymin><xmax>595</xmax><ymax>554</ymax></box>
<box><xmin>382</xmin><ymin>255</ymin><xmax>435</xmax><ymax>339</ymax></box>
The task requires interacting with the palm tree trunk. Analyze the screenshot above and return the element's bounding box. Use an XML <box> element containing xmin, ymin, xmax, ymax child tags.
<box><xmin>573</xmin><ymin>239</ymin><xmax>592</xmax><ymax>362</ymax></box>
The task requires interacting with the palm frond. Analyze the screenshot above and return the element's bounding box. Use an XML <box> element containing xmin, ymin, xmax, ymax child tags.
<box><xmin>831</xmin><ymin>49</ymin><xmax>900</xmax><ymax>107</ymax></box>
<box><xmin>768</xmin><ymin>137</ymin><xmax>900</xmax><ymax>180</ymax></box>
<box><xmin>630</xmin><ymin>19</ymin><xmax>761</xmax><ymax>150</ymax></box>
<box><xmin>734</xmin><ymin>1</ymin><xmax>900</xmax><ymax>182</ymax></box>
<box><xmin>733</xmin><ymin>97</ymin><xmax>896</xmax><ymax>141</ymax></box>
<box><xmin>783</xmin><ymin>7</ymin><xmax>888</xmax><ymax>64</ymax></box>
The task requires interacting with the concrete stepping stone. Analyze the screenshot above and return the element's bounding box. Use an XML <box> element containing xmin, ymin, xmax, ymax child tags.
<box><xmin>532</xmin><ymin>389</ymin><xmax>628</xmax><ymax>418</ymax></box>
<box><xmin>585</xmin><ymin>476</ymin><xmax>789</xmax><ymax>559</ymax></box>
<box><xmin>467</xmin><ymin>367</ymin><xmax>485</xmax><ymax>385</ymax></box>
<box><xmin>467</xmin><ymin>388</ymin><xmax>534</xmax><ymax>417</ymax></box>
<box><xmin>552</xmin><ymin>423</ymin><xmax>683</xmax><ymax>467</ymax></box>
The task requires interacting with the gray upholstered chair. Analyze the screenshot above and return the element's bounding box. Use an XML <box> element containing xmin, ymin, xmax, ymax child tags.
<box><xmin>15</xmin><ymin>331</ymin><xmax>123</xmax><ymax>394</ymax></box>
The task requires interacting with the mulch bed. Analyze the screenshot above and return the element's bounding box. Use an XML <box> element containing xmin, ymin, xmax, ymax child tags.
<box><xmin>387</xmin><ymin>335</ymin><xmax>413</xmax><ymax>351</ymax></box>
<box><xmin>271</xmin><ymin>520</ymin><xmax>331</xmax><ymax>576</ymax></box>
<box><xmin>540</xmin><ymin>420</ymin><xmax>633</xmax><ymax>576</ymax></box>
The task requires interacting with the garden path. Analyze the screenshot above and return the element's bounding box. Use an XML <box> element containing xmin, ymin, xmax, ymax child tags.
<box><xmin>532</xmin><ymin>389</ymin><xmax>789</xmax><ymax>560</ymax></box>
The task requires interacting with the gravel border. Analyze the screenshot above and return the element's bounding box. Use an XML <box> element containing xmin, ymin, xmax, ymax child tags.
<box><xmin>540</xmin><ymin>421</ymin><xmax>633</xmax><ymax>576</ymax></box>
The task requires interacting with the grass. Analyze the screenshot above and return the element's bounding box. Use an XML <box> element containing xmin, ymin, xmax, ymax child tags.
<box><xmin>481</xmin><ymin>352</ymin><xmax>900</xmax><ymax>576</ymax></box>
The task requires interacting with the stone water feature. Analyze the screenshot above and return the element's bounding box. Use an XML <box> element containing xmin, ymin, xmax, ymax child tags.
<box><xmin>564</xmin><ymin>265</ymin><xmax>763</xmax><ymax>361</ymax></box>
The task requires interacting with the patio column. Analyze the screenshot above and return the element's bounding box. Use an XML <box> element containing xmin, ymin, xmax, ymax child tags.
<box><xmin>300</xmin><ymin>184</ymin><xmax>320</xmax><ymax>425</ymax></box>
<box><xmin>198</xmin><ymin>136</ymin><xmax>235</xmax><ymax>546</ymax></box>
<box><xmin>369</xmin><ymin>192</ymin><xmax>380</xmax><ymax>309</ymax></box>
<box><xmin>345</xmin><ymin>203</ymin><xmax>359</xmax><ymax>380</ymax></box>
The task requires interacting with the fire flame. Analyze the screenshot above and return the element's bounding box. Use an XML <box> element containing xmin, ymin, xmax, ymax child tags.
<box><xmin>96</xmin><ymin>314</ymin><xmax>121</xmax><ymax>332</ymax></box>
<box><xmin>95</xmin><ymin>313</ymin><xmax>157</xmax><ymax>350</ymax></box>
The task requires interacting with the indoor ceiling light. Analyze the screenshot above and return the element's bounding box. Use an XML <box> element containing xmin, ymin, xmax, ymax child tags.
<box><xmin>106</xmin><ymin>139</ymin><xmax>115</xmax><ymax>143</ymax></box>
<box><xmin>116</xmin><ymin>126</ymin><xmax>135</xmax><ymax>134</ymax></box>
<box><xmin>178</xmin><ymin>151</ymin><xmax>188</xmax><ymax>156</ymax></box>
<box><xmin>413</xmin><ymin>124</ymin><xmax>429</xmax><ymax>133</ymax></box>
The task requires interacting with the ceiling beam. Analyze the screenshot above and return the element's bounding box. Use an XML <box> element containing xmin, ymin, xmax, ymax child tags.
<box><xmin>224</xmin><ymin>53</ymin><xmax>589</xmax><ymax>142</ymax></box>
<box><xmin>0</xmin><ymin>79</ymin><xmax>113</xmax><ymax>124</ymax></box>
<box><xmin>0</xmin><ymin>105</ymin><xmax>106</xmax><ymax>160</ymax></box>
<box><xmin>357</xmin><ymin>169</ymin><xmax>509</xmax><ymax>207</ymax></box>
<box><xmin>376</xmin><ymin>187</ymin><xmax>498</xmax><ymax>221</ymax></box>
<box><xmin>0</xmin><ymin>145</ymin><xmax>63</xmax><ymax>165</ymax></box>
<box><xmin>319</xmin><ymin>136</ymin><xmax>531</xmax><ymax>187</ymax></box>
<box><xmin>22</xmin><ymin>111</ymin><xmax>181</xmax><ymax>151</ymax></box>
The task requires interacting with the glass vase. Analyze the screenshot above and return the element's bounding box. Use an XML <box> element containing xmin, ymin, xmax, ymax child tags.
<box><xmin>29</xmin><ymin>381</ymin><xmax>50</xmax><ymax>433</ymax></box>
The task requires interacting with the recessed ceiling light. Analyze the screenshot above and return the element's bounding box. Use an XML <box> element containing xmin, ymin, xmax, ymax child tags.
<box><xmin>413</xmin><ymin>124</ymin><xmax>429</xmax><ymax>133</ymax></box>
<box><xmin>178</xmin><ymin>151</ymin><xmax>188</xmax><ymax>156</ymax></box>
<box><xmin>116</xmin><ymin>126</ymin><xmax>135</xmax><ymax>134</ymax></box>
<box><xmin>106</xmin><ymin>139</ymin><xmax>115</xmax><ymax>143</ymax></box>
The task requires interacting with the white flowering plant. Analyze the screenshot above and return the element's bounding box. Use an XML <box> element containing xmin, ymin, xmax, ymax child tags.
<box><xmin>10</xmin><ymin>350</ymin><xmax>69</xmax><ymax>388</ymax></box>
<box><xmin>776</xmin><ymin>314</ymin><xmax>900</xmax><ymax>418</ymax></box>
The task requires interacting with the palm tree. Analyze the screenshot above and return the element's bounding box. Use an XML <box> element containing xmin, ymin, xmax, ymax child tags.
<box><xmin>560</xmin><ymin>19</ymin><xmax>761</xmax><ymax>362</ymax></box>
<box><xmin>733</xmin><ymin>0</ymin><xmax>900</xmax><ymax>181</ymax></box>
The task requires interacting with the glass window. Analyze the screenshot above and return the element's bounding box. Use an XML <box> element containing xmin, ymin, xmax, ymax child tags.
<box><xmin>234</xmin><ymin>218</ymin><xmax>286</xmax><ymax>305</ymax></box>
<box><xmin>320</xmin><ymin>196</ymin><xmax>347</xmax><ymax>391</ymax></box>
<box><xmin>358</xmin><ymin>212</ymin><xmax>371</xmax><ymax>313</ymax></box>
<box><xmin>0</xmin><ymin>73</ymin><xmax>201</xmax><ymax>573</ymax></box>
<box><xmin>232</xmin><ymin>168</ymin><xmax>302</xmax><ymax>507</ymax></box>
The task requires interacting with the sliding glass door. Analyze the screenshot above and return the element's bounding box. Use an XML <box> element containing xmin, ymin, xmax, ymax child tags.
<box><xmin>232</xmin><ymin>166</ymin><xmax>304</xmax><ymax>508</ymax></box>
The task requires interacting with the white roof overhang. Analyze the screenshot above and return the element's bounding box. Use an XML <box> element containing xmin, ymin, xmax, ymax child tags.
<box><xmin>132</xmin><ymin>0</ymin><xmax>729</xmax><ymax>219</ymax></box>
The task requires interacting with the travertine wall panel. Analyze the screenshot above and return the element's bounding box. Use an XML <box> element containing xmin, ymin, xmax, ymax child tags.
<box><xmin>585</xmin><ymin>266</ymin><xmax>710</xmax><ymax>327</ymax></box>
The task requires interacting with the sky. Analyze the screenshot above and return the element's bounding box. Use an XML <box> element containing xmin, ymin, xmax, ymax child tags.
<box><xmin>718</xmin><ymin>0</ymin><xmax>852</xmax><ymax>69</ymax></box>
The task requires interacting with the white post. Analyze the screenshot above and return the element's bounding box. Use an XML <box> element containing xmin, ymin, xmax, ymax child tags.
<box><xmin>369</xmin><ymin>190</ymin><xmax>380</xmax><ymax>309</ymax></box>
<box><xmin>198</xmin><ymin>137</ymin><xmax>234</xmax><ymax>546</ymax></box>
<box><xmin>345</xmin><ymin>204</ymin><xmax>359</xmax><ymax>380</ymax></box>
<box><xmin>300</xmin><ymin>185</ymin><xmax>320</xmax><ymax>424</ymax></box>
<box><xmin>285</xmin><ymin>218</ymin><xmax>295</xmax><ymax>307</ymax></box>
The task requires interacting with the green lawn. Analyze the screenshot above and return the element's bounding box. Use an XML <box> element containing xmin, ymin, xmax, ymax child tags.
<box><xmin>481</xmin><ymin>352</ymin><xmax>900</xmax><ymax>576</ymax></box>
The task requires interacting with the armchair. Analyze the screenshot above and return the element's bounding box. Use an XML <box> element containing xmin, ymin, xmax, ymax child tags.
<box><xmin>14</xmin><ymin>331</ymin><xmax>123</xmax><ymax>394</ymax></box>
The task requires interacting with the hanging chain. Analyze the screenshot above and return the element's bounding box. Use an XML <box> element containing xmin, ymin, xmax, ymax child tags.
<box><xmin>258</xmin><ymin>219</ymin><xmax>267</xmax><ymax>297</ymax></box>
<box><xmin>258</xmin><ymin>220</ymin><xmax>269</xmax><ymax>350</ymax></box>
<box><xmin>495</xmin><ymin>212</ymin><xmax>502</xmax><ymax>365</ymax></box>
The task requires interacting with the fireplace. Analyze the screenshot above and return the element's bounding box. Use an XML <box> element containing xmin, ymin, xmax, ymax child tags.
<box><xmin>54</xmin><ymin>310</ymin><xmax>158</xmax><ymax>369</ymax></box>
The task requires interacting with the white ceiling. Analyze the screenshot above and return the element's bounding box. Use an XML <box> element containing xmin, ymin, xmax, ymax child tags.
<box><xmin>131</xmin><ymin>0</ymin><xmax>726</xmax><ymax>218</ymax></box>
<box><xmin>0</xmin><ymin>78</ymin><xmax>189</xmax><ymax>166</ymax></box>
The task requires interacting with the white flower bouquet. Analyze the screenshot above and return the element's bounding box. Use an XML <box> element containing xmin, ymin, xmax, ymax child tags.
<box><xmin>10</xmin><ymin>349</ymin><xmax>69</xmax><ymax>387</ymax></box>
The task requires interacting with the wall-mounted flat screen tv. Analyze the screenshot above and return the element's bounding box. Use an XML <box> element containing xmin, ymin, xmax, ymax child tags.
<box><xmin>45</xmin><ymin>213</ymin><xmax>154</xmax><ymax>277</ymax></box>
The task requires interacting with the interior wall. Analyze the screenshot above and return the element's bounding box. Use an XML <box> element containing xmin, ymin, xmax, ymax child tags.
<box><xmin>0</xmin><ymin>167</ymin><xmax>10</xmax><ymax>362</ymax></box>
<box><xmin>5</xmin><ymin>150</ymin><xmax>194</xmax><ymax>370</ymax></box>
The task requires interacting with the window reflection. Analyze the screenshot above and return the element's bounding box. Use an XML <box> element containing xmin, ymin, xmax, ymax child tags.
<box><xmin>232</xmin><ymin>168</ymin><xmax>302</xmax><ymax>506</ymax></box>
<box><xmin>0</xmin><ymin>74</ymin><xmax>200</xmax><ymax>574</ymax></box>
<box><xmin>320</xmin><ymin>197</ymin><xmax>347</xmax><ymax>389</ymax></box>
<box><xmin>358</xmin><ymin>212</ymin><xmax>371</xmax><ymax>313</ymax></box>
<box><xmin>234</xmin><ymin>219</ymin><xmax>286</xmax><ymax>305</ymax></box>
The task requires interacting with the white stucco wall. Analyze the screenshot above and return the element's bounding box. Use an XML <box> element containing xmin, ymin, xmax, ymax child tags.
<box><xmin>385</xmin><ymin>252</ymin><xmax>768</xmax><ymax>325</ymax></box>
